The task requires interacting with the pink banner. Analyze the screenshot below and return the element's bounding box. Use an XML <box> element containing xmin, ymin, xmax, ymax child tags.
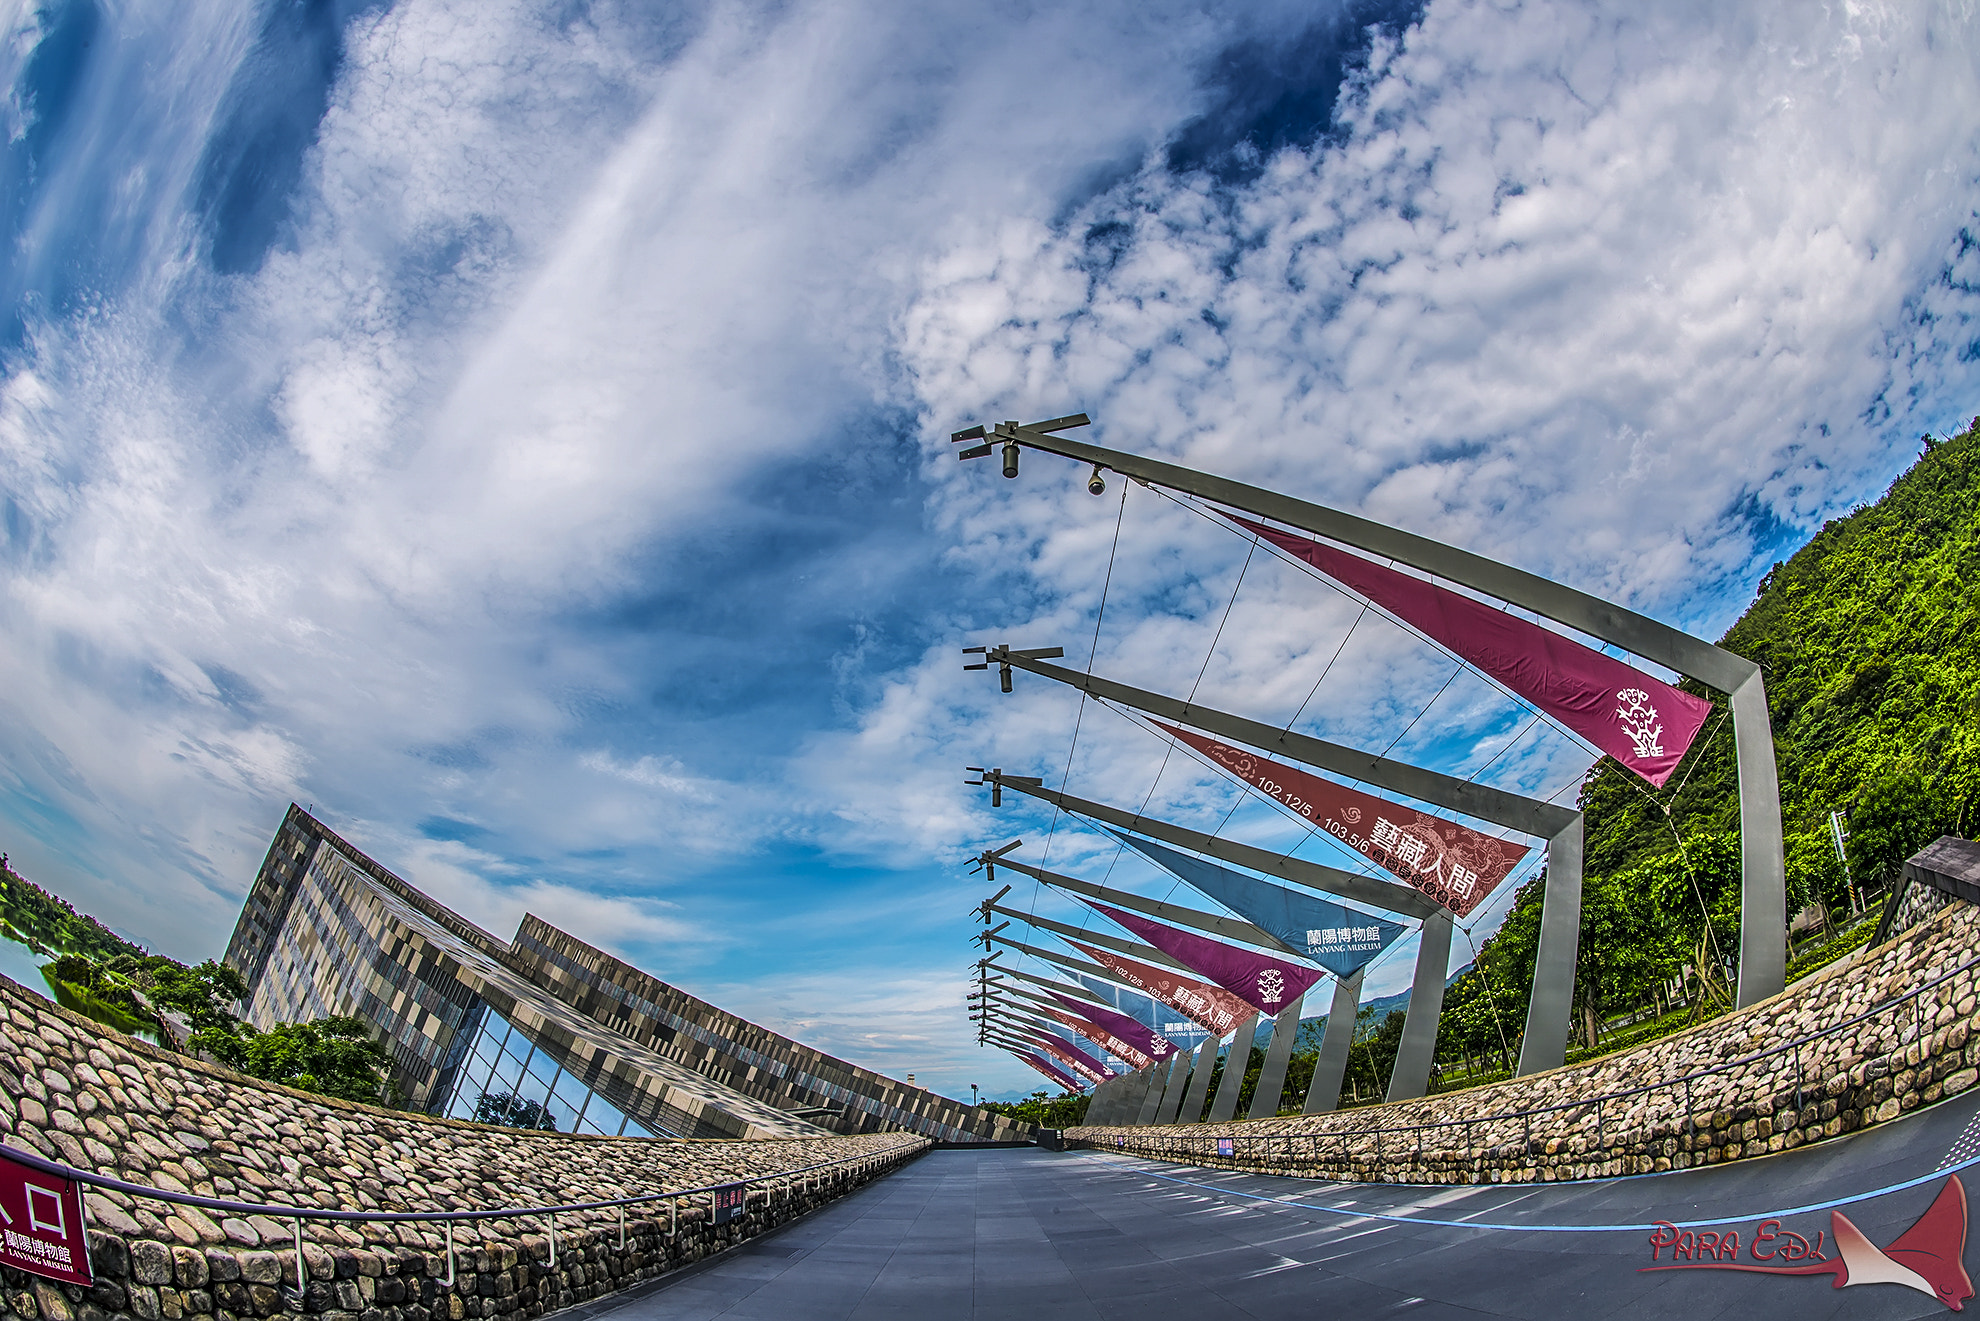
<box><xmin>1042</xmin><ymin>1006</ymin><xmax>1154</xmax><ymax>1069</ymax></box>
<box><xmin>1086</xmin><ymin>901</ymin><xmax>1327</xmax><ymax>1015</ymax></box>
<box><xmin>1068</xmin><ymin>939</ymin><xmax>1257</xmax><ymax>1037</ymax></box>
<box><xmin>1028</xmin><ymin>1031</ymin><xmax>1113</xmax><ymax>1085</ymax></box>
<box><xmin>1154</xmin><ymin>720</ymin><xmax>1528</xmax><ymax>917</ymax></box>
<box><xmin>1045</xmin><ymin>991</ymin><xmax>1176</xmax><ymax>1062</ymax></box>
<box><xmin>1228</xmin><ymin>514</ymin><xmax>1713</xmax><ymax>787</ymax></box>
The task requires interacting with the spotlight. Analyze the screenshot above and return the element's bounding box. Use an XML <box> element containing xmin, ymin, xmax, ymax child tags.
<box><xmin>1002</xmin><ymin>442</ymin><xmax>1020</xmax><ymax>479</ymax></box>
<box><xmin>1087</xmin><ymin>465</ymin><xmax>1107</xmax><ymax>496</ymax></box>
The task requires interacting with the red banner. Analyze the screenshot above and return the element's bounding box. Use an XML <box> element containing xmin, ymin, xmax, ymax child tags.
<box><xmin>1153</xmin><ymin>720</ymin><xmax>1528</xmax><ymax>917</ymax></box>
<box><xmin>1228</xmin><ymin>514</ymin><xmax>1714</xmax><ymax>787</ymax></box>
<box><xmin>1014</xmin><ymin>1051</ymin><xmax>1084</xmax><ymax>1092</ymax></box>
<box><xmin>1043</xmin><ymin>1007</ymin><xmax>1153</xmax><ymax>1069</ymax></box>
<box><xmin>1028</xmin><ymin>1031</ymin><xmax>1114</xmax><ymax>1086</ymax></box>
<box><xmin>1</xmin><ymin>1151</ymin><xmax>92</xmax><ymax>1285</ymax></box>
<box><xmin>1068</xmin><ymin>939</ymin><xmax>1256</xmax><ymax>1037</ymax></box>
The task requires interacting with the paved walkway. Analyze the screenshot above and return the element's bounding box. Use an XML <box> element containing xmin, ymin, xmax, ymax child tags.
<box><xmin>583</xmin><ymin>1092</ymin><xmax>1980</xmax><ymax>1320</ymax></box>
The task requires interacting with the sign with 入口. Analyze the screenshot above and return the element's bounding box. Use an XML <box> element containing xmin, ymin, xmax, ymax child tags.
<box><xmin>1</xmin><ymin>1150</ymin><xmax>92</xmax><ymax>1285</ymax></box>
<box><xmin>711</xmin><ymin>1184</ymin><xmax>747</xmax><ymax>1226</ymax></box>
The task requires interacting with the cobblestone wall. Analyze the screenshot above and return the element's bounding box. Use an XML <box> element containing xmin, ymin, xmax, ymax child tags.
<box><xmin>0</xmin><ymin>976</ymin><xmax>928</xmax><ymax>1321</ymax></box>
<box><xmin>1070</xmin><ymin>899</ymin><xmax>1980</xmax><ymax>1185</ymax></box>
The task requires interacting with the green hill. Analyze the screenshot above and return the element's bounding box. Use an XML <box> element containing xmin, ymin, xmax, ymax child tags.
<box><xmin>1441</xmin><ymin>414</ymin><xmax>1980</xmax><ymax>1068</ymax></box>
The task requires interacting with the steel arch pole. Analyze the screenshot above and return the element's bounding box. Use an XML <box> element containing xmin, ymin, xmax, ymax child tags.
<box><xmin>1303</xmin><ymin>968</ymin><xmax>1364</xmax><ymax>1113</ymax></box>
<box><xmin>1517</xmin><ymin>816</ymin><xmax>1584</xmax><ymax>1075</ymax></box>
<box><xmin>1178</xmin><ymin>1035</ymin><xmax>1220</xmax><ymax>1123</ymax></box>
<box><xmin>1387</xmin><ymin>909</ymin><xmax>1455</xmax><ymax>1101</ymax></box>
<box><xmin>1248</xmin><ymin>996</ymin><xmax>1306</xmax><ymax>1119</ymax></box>
<box><xmin>978</xmin><ymin>668</ymin><xmax>1584</xmax><ymax>1072</ymax></box>
<box><xmin>967</xmin><ymin>418</ymin><xmax>1785</xmax><ymax>1007</ymax></box>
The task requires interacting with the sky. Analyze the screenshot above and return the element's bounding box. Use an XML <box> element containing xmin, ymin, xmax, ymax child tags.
<box><xmin>0</xmin><ymin>0</ymin><xmax>1976</xmax><ymax>1104</ymax></box>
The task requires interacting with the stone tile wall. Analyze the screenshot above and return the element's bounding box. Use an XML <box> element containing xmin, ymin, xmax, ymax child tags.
<box><xmin>1069</xmin><ymin>900</ymin><xmax>1980</xmax><ymax>1185</ymax></box>
<box><xmin>0</xmin><ymin>977</ymin><xmax>928</xmax><ymax>1321</ymax></box>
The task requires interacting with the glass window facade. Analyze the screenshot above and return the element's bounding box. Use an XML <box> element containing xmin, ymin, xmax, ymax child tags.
<box><xmin>437</xmin><ymin>1005</ymin><xmax>659</xmax><ymax>1138</ymax></box>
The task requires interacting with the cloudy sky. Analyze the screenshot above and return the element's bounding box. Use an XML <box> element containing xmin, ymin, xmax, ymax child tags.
<box><xmin>0</xmin><ymin>0</ymin><xmax>1975</xmax><ymax>1101</ymax></box>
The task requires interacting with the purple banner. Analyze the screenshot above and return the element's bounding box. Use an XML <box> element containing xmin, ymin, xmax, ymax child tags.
<box><xmin>1045</xmin><ymin>991</ymin><xmax>1176</xmax><ymax>1062</ymax></box>
<box><xmin>1228</xmin><ymin>514</ymin><xmax>1713</xmax><ymax>787</ymax></box>
<box><xmin>1087</xmin><ymin>901</ymin><xmax>1328</xmax><ymax>1015</ymax></box>
<box><xmin>1029</xmin><ymin>1030</ymin><xmax>1114</xmax><ymax>1085</ymax></box>
<box><xmin>1015</xmin><ymin>1051</ymin><xmax>1083</xmax><ymax>1092</ymax></box>
<box><xmin>1042</xmin><ymin>1006</ymin><xmax>1154</xmax><ymax>1069</ymax></box>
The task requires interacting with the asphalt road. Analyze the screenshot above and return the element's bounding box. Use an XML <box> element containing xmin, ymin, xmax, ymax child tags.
<box><xmin>580</xmin><ymin>1091</ymin><xmax>1980</xmax><ymax>1320</ymax></box>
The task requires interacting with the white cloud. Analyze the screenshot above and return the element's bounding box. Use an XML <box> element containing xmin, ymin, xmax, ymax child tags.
<box><xmin>0</xmin><ymin>0</ymin><xmax>1976</xmax><ymax>1099</ymax></box>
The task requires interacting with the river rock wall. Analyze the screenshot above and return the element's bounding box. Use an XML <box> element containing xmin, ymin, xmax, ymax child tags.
<box><xmin>0</xmin><ymin>976</ymin><xmax>927</xmax><ymax>1321</ymax></box>
<box><xmin>1070</xmin><ymin>899</ymin><xmax>1980</xmax><ymax>1185</ymax></box>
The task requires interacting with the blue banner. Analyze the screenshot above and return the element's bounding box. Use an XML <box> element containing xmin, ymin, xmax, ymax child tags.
<box><xmin>1109</xmin><ymin>830</ymin><xmax>1408</xmax><ymax>979</ymax></box>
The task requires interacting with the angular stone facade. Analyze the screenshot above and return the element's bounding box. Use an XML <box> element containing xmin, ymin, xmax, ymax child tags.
<box><xmin>0</xmin><ymin>977</ymin><xmax>926</xmax><ymax>1321</ymax></box>
<box><xmin>226</xmin><ymin>806</ymin><xmax>1026</xmax><ymax>1144</ymax></box>
<box><xmin>1070</xmin><ymin>899</ymin><xmax>1980</xmax><ymax>1185</ymax></box>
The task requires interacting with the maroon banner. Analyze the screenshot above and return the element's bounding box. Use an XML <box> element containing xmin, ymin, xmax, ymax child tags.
<box><xmin>1</xmin><ymin>1151</ymin><xmax>92</xmax><ymax>1285</ymax></box>
<box><xmin>1042</xmin><ymin>1006</ymin><xmax>1154</xmax><ymax>1069</ymax></box>
<box><xmin>1153</xmin><ymin>720</ymin><xmax>1528</xmax><ymax>917</ymax></box>
<box><xmin>1067</xmin><ymin>939</ymin><xmax>1257</xmax><ymax>1037</ymax></box>
<box><xmin>1086</xmin><ymin>902</ymin><xmax>1328</xmax><ymax>1015</ymax></box>
<box><xmin>1028</xmin><ymin>1031</ymin><xmax>1114</xmax><ymax>1085</ymax></box>
<box><xmin>1015</xmin><ymin>1052</ymin><xmax>1084</xmax><ymax>1092</ymax></box>
<box><xmin>1044</xmin><ymin>991</ymin><xmax>1176</xmax><ymax>1063</ymax></box>
<box><xmin>1228</xmin><ymin>514</ymin><xmax>1713</xmax><ymax>787</ymax></box>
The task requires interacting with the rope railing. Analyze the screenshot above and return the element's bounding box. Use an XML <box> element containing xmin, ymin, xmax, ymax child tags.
<box><xmin>1079</xmin><ymin>947</ymin><xmax>1980</xmax><ymax>1174</ymax></box>
<box><xmin>1</xmin><ymin>1136</ymin><xmax>928</xmax><ymax>1292</ymax></box>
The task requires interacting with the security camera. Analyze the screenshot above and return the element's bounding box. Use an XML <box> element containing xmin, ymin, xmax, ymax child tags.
<box><xmin>1087</xmin><ymin>465</ymin><xmax>1107</xmax><ymax>496</ymax></box>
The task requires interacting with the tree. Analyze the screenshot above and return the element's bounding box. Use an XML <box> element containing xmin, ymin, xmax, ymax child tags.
<box><xmin>474</xmin><ymin>1092</ymin><xmax>558</xmax><ymax>1130</ymax></box>
<box><xmin>1847</xmin><ymin>767</ymin><xmax>1947</xmax><ymax>893</ymax></box>
<box><xmin>207</xmin><ymin>1016</ymin><xmax>397</xmax><ymax>1106</ymax></box>
<box><xmin>981</xmin><ymin>1089</ymin><xmax>1089</xmax><ymax>1127</ymax></box>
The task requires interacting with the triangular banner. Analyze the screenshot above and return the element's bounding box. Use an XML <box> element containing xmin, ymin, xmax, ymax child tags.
<box><xmin>1015</xmin><ymin>1051</ymin><xmax>1083</xmax><ymax>1092</ymax></box>
<box><xmin>1227</xmin><ymin>514</ymin><xmax>1713</xmax><ymax>787</ymax></box>
<box><xmin>1040</xmin><ymin>1006</ymin><xmax>1151</xmax><ymax>1069</ymax></box>
<box><xmin>1068</xmin><ymin>939</ymin><xmax>1257</xmax><ymax>1038</ymax></box>
<box><xmin>1074</xmin><ymin>970</ymin><xmax>1210</xmax><ymax>1048</ymax></box>
<box><xmin>1085</xmin><ymin>901</ymin><xmax>1328</xmax><ymax>1015</ymax></box>
<box><xmin>1028</xmin><ymin>1030</ymin><xmax>1113</xmax><ymax>1086</ymax></box>
<box><xmin>1109</xmin><ymin>829</ymin><xmax>1407</xmax><ymax>978</ymax></box>
<box><xmin>1152</xmin><ymin>720</ymin><xmax>1528</xmax><ymax>916</ymax></box>
<box><xmin>1046</xmin><ymin>992</ymin><xmax>1176</xmax><ymax>1063</ymax></box>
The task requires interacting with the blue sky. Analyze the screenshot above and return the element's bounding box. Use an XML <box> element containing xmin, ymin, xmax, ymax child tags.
<box><xmin>0</xmin><ymin>0</ymin><xmax>1976</xmax><ymax>1103</ymax></box>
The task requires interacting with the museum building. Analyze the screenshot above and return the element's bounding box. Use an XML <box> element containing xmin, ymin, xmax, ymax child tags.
<box><xmin>225</xmin><ymin>805</ymin><xmax>1026</xmax><ymax>1143</ymax></box>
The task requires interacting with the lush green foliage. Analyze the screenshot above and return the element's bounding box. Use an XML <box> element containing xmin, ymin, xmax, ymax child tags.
<box><xmin>3</xmin><ymin>857</ymin><xmax>396</xmax><ymax>1107</ymax></box>
<box><xmin>474</xmin><ymin>1091</ymin><xmax>559</xmax><ymax>1130</ymax></box>
<box><xmin>201</xmin><ymin>1015</ymin><xmax>398</xmax><ymax>1106</ymax></box>
<box><xmin>0</xmin><ymin>864</ymin><xmax>146</xmax><ymax>961</ymax></box>
<box><xmin>982</xmin><ymin>1089</ymin><xmax>1090</xmax><ymax>1127</ymax></box>
<box><xmin>1427</xmin><ymin>418</ymin><xmax>1980</xmax><ymax>1077</ymax></box>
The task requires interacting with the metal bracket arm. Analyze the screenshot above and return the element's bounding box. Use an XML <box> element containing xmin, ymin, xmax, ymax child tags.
<box><xmin>982</xmin><ymin>770</ymin><xmax>1439</xmax><ymax>919</ymax></box>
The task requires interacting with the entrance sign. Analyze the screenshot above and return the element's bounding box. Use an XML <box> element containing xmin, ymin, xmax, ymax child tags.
<box><xmin>1109</xmin><ymin>830</ymin><xmax>1407</xmax><ymax>976</ymax></box>
<box><xmin>0</xmin><ymin>1150</ymin><xmax>91</xmax><ymax>1285</ymax></box>
<box><xmin>1152</xmin><ymin>721</ymin><xmax>1528</xmax><ymax>916</ymax></box>
<box><xmin>711</xmin><ymin>1184</ymin><xmax>747</xmax><ymax>1226</ymax></box>
<box><xmin>1226</xmin><ymin>514</ymin><xmax>1713</xmax><ymax>787</ymax></box>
